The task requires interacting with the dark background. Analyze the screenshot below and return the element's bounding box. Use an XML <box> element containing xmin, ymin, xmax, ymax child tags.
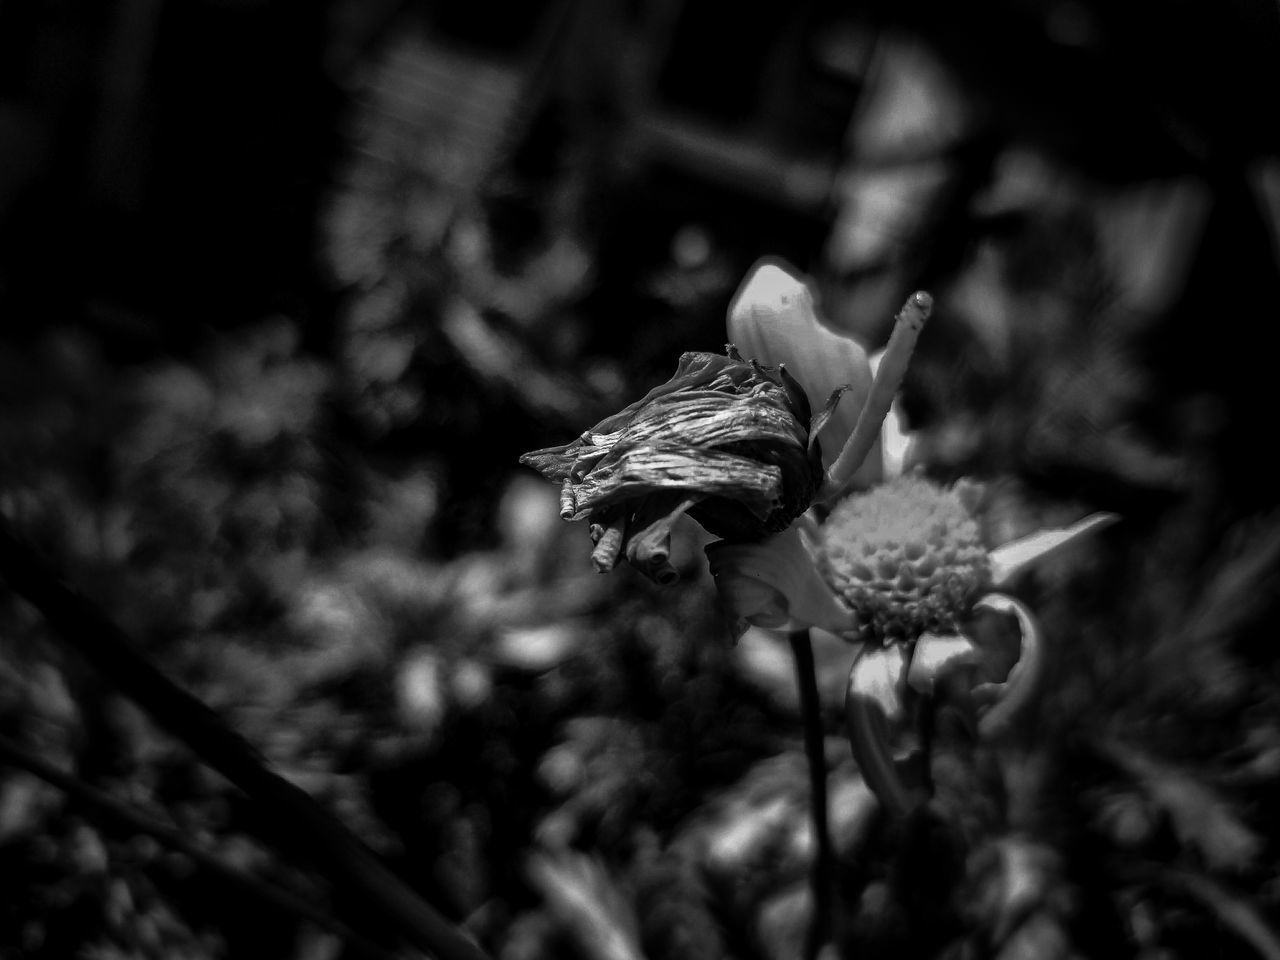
<box><xmin>2</xmin><ymin>2</ymin><xmax>1280</xmax><ymax>958</ymax></box>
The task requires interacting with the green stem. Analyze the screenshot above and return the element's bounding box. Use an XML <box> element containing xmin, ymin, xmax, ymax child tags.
<box><xmin>0</xmin><ymin>734</ymin><xmax>402</xmax><ymax>960</ymax></box>
<box><xmin>789</xmin><ymin>628</ymin><xmax>832</xmax><ymax>960</ymax></box>
<box><xmin>0</xmin><ymin>518</ymin><xmax>490</xmax><ymax>960</ymax></box>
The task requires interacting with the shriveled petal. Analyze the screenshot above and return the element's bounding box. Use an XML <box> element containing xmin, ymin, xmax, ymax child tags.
<box><xmin>570</xmin><ymin>446</ymin><xmax>782</xmax><ymax>520</ymax></box>
<box><xmin>520</xmin><ymin>349</ymin><xmax>806</xmax><ymax>485</ymax></box>
<box><xmin>844</xmin><ymin>645</ymin><xmax>915</xmax><ymax>819</ymax></box>
<box><xmin>588</xmin><ymin>350</ymin><xmax>754</xmax><ymax>435</ymax></box>
<box><xmin>705</xmin><ymin>525</ymin><xmax>856</xmax><ymax>640</ymax></box>
<box><xmin>907</xmin><ymin>631</ymin><xmax>981</xmax><ymax>696</ymax></box>
<box><xmin>620</xmin><ymin>390</ymin><xmax>807</xmax><ymax>453</ymax></box>
<box><xmin>988</xmin><ymin>512</ymin><xmax>1120</xmax><ymax>586</ymax></box>
<box><xmin>524</xmin><ymin>346</ymin><xmax>822</xmax><ymax>545</ymax></box>
<box><xmin>727</xmin><ymin>258</ymin><xmax>880</xmax><ymax>483</ymax></box>
<box><xmin>624</xmin><ymin>494</ymin><xmax>700</xmax><ymax>584</ymax></box>
<box><xmin>971</xmin><ymin>593</ymin><xmax>1044</xmax><ymax>740</ymax></box>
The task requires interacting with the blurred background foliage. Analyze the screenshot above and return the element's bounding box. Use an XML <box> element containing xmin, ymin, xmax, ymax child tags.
<box><xmin>2</xmin><ymin>0</ymin><xmax>1280</xmax><ymax>957</ymax></box>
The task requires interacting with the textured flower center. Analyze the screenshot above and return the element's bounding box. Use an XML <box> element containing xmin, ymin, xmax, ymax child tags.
<box><xmin>819</xmin><ymin>475</ymin><xmax>990</xmax><ymax>643</ymax></box>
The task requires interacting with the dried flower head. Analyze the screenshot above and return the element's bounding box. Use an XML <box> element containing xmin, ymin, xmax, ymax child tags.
<box><xmin>520</xmin><ymin>259</ymin><xmax>926</xmax><ymax>588</ymax></box>
<box><xmin>520</xmin><ymin>347</ymin><xmax>842</xmax><ymax>583</ymax></box>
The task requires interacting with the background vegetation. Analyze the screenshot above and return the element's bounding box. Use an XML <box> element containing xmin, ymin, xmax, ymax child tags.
<box><xmin>2</xmin><ymin>1</ymin><xmax>1279</xmax><ymax>957</ymax></box>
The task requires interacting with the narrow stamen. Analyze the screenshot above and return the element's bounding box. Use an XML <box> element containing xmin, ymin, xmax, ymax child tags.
<box><xmin>823</xmin><ymin>291</ymin><xmax>933</xmax><ymax>499</ymax></box>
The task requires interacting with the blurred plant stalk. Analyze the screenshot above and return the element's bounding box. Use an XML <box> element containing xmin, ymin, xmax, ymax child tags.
<box><xmin>0</xmin><ymin>733</ymin><xmax>402</xmax><ymax>960</ymax></box>
<box><xmin>0</xmin><ymin>517</ymin><xmax>492</xmax><ymax>960</ymax></box>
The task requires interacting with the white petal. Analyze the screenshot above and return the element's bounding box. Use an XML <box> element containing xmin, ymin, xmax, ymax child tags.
<box><xmin>988</xmin><ymin>512</ymin><xmax>1120</xmax><ymax>586</ymax></box>
<box><xmin>846</xmin><ymin>643</ymin><xmax>909</xmax><ymax>724</ymax></box>
<box><xmin>844</xmin><ymin>645</ymin><xmax>915</xmax><ymax>819</ymax></box>
<box><xmin>906</xmin><ymin>631</ymin><xmax>981</xmax><ymax>695</ymax></box>
<box><xmin>704</xmin><ymin>526</ymin><xmax>857</xmax><ymax>639</ymax></box>
<box><xmin>727</xmin><ymin>259</ymin><xmax>880</xmax><ymax>483</ymax></box>
<box><xmin>971</xmin><ymin>593</ymin><xmax>1045</xmax><ymax>740</ymax></box>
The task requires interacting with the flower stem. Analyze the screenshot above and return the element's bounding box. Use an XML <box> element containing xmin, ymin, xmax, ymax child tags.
<box><xmin>789</xmin><ymin>628</ymin><xmax>832</xmax><ymax>960</ymax></box>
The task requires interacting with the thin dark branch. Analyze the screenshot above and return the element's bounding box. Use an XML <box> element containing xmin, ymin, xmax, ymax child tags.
<box><xmin>0</xmin><ymin>517</ymin><xmax>491</xmax><ymax>960</ymax></box>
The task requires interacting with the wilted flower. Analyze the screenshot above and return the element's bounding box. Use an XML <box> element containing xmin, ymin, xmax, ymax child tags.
<box><xmin>520</xmin><ymin>260</ymin><xmax>882</xmax><ymax>583</ymax></box>
<box><xmin>519</xmin><ymin>348</ymin><xmax>825</xmax><ymax>583</ymax></box>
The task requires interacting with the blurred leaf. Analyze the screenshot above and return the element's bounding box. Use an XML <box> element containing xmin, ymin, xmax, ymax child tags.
<box><xmin>527</xmin><ymin>850</ymin><xmax>644</xmax><ymax>960</ymax></box>
<box><xmin>1102</xmin><ymin>742</ymin><xmax>1261</xmax><ymax>873</ymax></box>
<box><xmin>632</xmin><ymin>837</ymin><xmax>726</xmax><ymax>960</ymax></box>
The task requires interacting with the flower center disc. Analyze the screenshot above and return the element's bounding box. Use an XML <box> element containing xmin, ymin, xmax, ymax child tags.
<box><xmin>820</xmin><ymin>476</ymin><xmax>990</xmax><ymax>643</ymax></box>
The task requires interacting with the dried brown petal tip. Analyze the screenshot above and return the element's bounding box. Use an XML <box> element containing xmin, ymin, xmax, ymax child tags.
<box><xmin>625</xmin><ymin>494</ymin><xmax>696</xmax><ymax>584</ymax></box>
<box><xmin>590</xmin><ymin>517</ymin><xmax>626</xmax><ymax>572</ymax></box>
<box><xmin>559</xmin><ymin>479</ymin><xmax>577</xmax><ymax>520</ymax></box>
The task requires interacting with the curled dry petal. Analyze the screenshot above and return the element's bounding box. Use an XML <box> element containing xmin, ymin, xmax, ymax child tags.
<box><xmin>705</xmin><ymin>525</ymin><xmax>856</xmax><ymax>640</ymax></box>
<box><xmin>844</xmin><ymin>644</ymin><xmax>916</xmax><ymax>819</ymax></box>
<box><xmin>522</xmin><ymin>349</ymin><xmax>823</xmax><ymax>582</ymax></box>
<box><xmin>971</xmin><ymin>593</ymin><xmax>1044</xmax><ymax>740</ymax></box>
<box><xmin>618</xmin><ymin>493</ymin><xmax>698</xmax><ymax>585</ymax></box>
<box><xmin>728</xmin><ymin>259</ymin><xmax>880</xmax><ymax>485</ymax></box>
<box><xmin>988</xmin><ymin>512</ymin><xmax>1120</xmax><ymax>586</ymax></box>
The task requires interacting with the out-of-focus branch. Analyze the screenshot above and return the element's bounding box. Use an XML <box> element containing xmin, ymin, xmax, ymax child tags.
<box><xmin>0</xmin><ymin>734</ymin><xmax>402</xmax><ymax>960</ymax></box>
<box><xmin>0</xmin><ymin>517</ymin><xmax>491</xmax><ymax>960</ymax></box>
<box><xmin>1170</xmin><ymin>871</ymin><xmax>1280</xmax><ymax>960</ymax></box>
